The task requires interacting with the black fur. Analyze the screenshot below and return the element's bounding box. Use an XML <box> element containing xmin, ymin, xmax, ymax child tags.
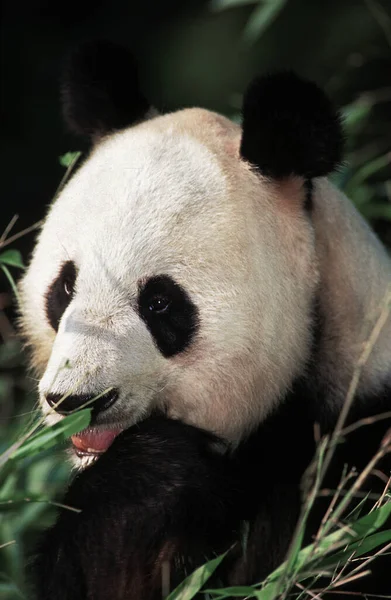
<box><xmin>30</xmin><ymin>383</ymin><xmax>391</xmax><ymax>599</ymax></box>
<box><xmin>304</xmin><ymin>178</ymin><xmax>314</xmax><ymax>211</ymax></box>
<box><xmin>137</xmin><ymin>275</ymin><xmax>199</xmax><ymax>358</ymax></box>
<box><xmin>61</xmin><ymin>40</ymin><xmax>150</xmax><ymax>140</ymax></box>
<box><xmin>30</xmin><ymin>417</ymin><xmax>244</xmax><ymax>600</ymax></box>
<box><xmin>240</xmin><ymin>72</ymin><xmax>344</xmax><ymax>179</ymax></box>
<box><xmin>46</xmin><ymin>389</ymin><xmax>119</xmax><ymax>416</ymax></box>
<box><xmin>46</xmin><ymin>260</ymin><xmax>77</xmax><ymax>331</ymax></box>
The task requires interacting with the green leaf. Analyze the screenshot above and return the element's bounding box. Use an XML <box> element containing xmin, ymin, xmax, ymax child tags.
<box><xmin>360</xmin><ymin>202</ymin><xmax>391</xmax><ymax>221</ymax></box>
<box><xmin>210</xmin><ymin>0</ymin><xmax>258</xmax><ymax>11</ymax></box>
<box><xmin>345</xmin><ymin>152</ymin><xmax>391</xmax><ymax>197</ymax></box>
<box><xmin>343</xmin><ymin>501</ymin><xmax>391</xmax><ymax>537</ymax></box>
<box><xmin>1</xmin><ymin>265</ymin><xmax>20</xmax><ymax>301</ymax></box>
<box><xmin>59</xmin><ymin>151</ymin><xmax>81</xmax><ymax>168</ymax></box>
<box><xmin>166</xmin><ymin>551</ymin><xmax>227</xmax><ymax>600</ymax></box>
<box><xmin>0</xmin><ymin>582</ymin><xmax>26</xmax><ymax>600</ymax></box>
<box><xmin>318</xmin><ymin>529</ymin><xmax>391</xmax><ymax>570</ymax></box>
<box><xmin>242</xmin><ymin>0</ymin><xmax>287</xmax><ymax>44</ymax></box>
<box><xmin>0</xmin><ymin>250</ymin><xmax>24</xmax><ymax>269</ymax></box>
<box><xmin>349</xmin><ymin>183</ymin><xmax>375</xmax><ymax>208</ymax></box>
<box><xmin>252</xmin><ymin>581</ymin><xmax>280</xmax><ymax>600</ymax></box>
<box><xmin>257</xmin><ymin>501</ymin><xmax>391</xmax><ymax>598</ymax></box>
<box><xmin>8</xmin><ymin>409</ymin><xmax>91</xmax><ymax>462</ymax></box>
<box><xmin>341</xmin><ymin>99</ymin><xmax>372</xmax><ymax>137</ymax></box>
<box><xmin>13</xmin><ymin>499</ymin><xmax>50</xmax><ymax>533</ymax></box>
<box><xmin>204</xmin><ymin>586</ymin><xmax>261</xmax><ymax>598</ymax></box>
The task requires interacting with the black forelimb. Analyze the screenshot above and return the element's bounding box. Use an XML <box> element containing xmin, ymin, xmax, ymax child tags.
<box><xmin>30</xmin><ymin>417</ymin><xmax>245</xmax><ymax>600</ymax></box>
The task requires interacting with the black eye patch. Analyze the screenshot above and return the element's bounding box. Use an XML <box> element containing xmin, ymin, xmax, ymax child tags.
<box><xmin>46</xmin><ymin>261</ymin><xmax>77</xmax><ymax>331</ymax></box>
<box><xmin>137</xmin><ymin>275</ymin><xmax>199</xmax><ymax>358</ymax></box>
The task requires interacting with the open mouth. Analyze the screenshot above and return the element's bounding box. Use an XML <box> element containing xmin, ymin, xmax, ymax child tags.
<box><xmin>71</xmin><ymin>428</ymin><xmax>122</xmax><ymax>457</ymax></box>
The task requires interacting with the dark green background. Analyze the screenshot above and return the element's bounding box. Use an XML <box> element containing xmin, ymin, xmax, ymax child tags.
<box><xmin>2</xmin><ymin>0</ymin><xmax>391</xmax><ymax>260</ymax></box>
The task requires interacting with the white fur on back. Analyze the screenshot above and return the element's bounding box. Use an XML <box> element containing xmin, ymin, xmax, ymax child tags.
<box><xmin>311</xmin><ymin>179</ymin><xmax>391</xmax><ymax>406</ymax></box>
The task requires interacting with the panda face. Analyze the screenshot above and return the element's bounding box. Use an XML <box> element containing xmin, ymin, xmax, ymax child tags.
<box><xmin>19</xmin><ymin>43</ymin><xmax>348</xmax><ymax>465</ymax></box>
<box><xmin>18</xmin><ymin>42</ymin><xmax>350</xmax><ymax>466</ymax></box>
<box><xmin>20</xmin><ymin>107</ymin><xmax>318</xmax><ymax>464</ymax></box>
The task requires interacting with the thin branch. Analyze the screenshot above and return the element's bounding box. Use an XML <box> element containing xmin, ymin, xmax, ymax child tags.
<box><xmin>0</xmin><ymin>540</ymin><xmax>16</xmax><ymax>550</ymax></box>
<box><xmin>323</xmin><ymin>440</ymin><xmax>391</xmax><ymax>535</ymax></box>
<box><xmin>347</xmin><ymin>541</ymin><xmax>391</xmax><ymax>579</ymax></box>
<box><xmin>318</xmin><ymin>489</ymin><xmax>381</xmax><ymax>502</ymax></box>
<box><xmin>329</xmin><ymin>569</ymin><xmax>371</xmax><ymax>589</ymax></box>
<box><xmin>315</xmin><ymin>467</ymin><xmax>354</xmax><ymax>543</ymax></box>
<box><xmin>0</xmin><ymin>214</ymin><xmax>19</xmax><ymax>244</ymax></box>
<box><xmin>341</xmin><ymin>411</ymin><xmax>391</xmax><ymax>437</ymax></box>
<box><xmin>53</xmin><ymin>151</ymin><xmax>81</xmax><ymax>200</ymax></box>
<box><xmin>372</xmin><ymin>476</ymin><xmax>391</xmax><ymax>511</ymax></box>
<box><xmin>295</xmin><ymin>581</ymin><xmax>319</xmax><ymax>599</ymax></box>
<box><xmin>321</xmin><ymin>288</ymin><xmax>391</xmax><ymax>485</ymax></box>
<box><xmin>0</xmin><ymin>497</ymin><xmax>81</xmax><ymax>513</ymax></box>
<box><xmin>0</xmin><ymin>152</ymin><xmax>82</xmax><ymax>251</ymax></box>
<box><xmin>0</xmin><ymin>219</ymin><xmax>44</xmax><ymax>250</ymax></box>
<box><xmin>311</xmin><ymin>591</ymin><xmax>390</xmax><ymax>598</ymax></box>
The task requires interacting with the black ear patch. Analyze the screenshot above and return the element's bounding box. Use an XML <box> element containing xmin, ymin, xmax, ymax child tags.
<box><xmin>61</xmin><ymin>40</ymin><xmax>151</xmax><ymax>140</ymax></box>
<box><xmin>240</xmin><ymin>72</ymin><xmax>344</xmax><ymax>179</ymax></box>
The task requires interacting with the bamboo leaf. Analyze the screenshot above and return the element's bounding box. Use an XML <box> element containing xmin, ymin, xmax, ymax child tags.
<box><xmin>166</xmin><ymin>552</ymin><xmax>227</xmax><ymax>600</ymax></box>
<box><xmin>258</xmin><ymin>501</ymin><xmax>391</xmax><ymax>598</ymax></box>
<box><xmin>8</xmin><ymin>409</ymin><xmax>91</xmax><ymax>462</ymax></box>
<box><xmin>59</xmin><ymin>151</ymin><xmax>81</xmax><ymax>168</ymax></box>
<box><xmin>360</xmin><ymin>202</ymin><xmax>391</xmax><ymax>221</ymax></box>
<box><xmin>210</xmin><ymin>0</ymin><xmax>258</xmax><ymax>10</ymax></box>
<box><xmin>1</xmin><ymin>265</ymin><xmax>20</xmax><ymax>301</ymax></box>
<box><xmin>0</xmin><ymin>250</ymin><xmax>25</xmax><ymax>269</ymax></box>
<box><xmin>204</xmin><ymin>586</ymin><xmax>260</xmax><ymax>598</ymax></box>
<box><xmin>242</xmin><ymin>0</ymin><xmax>287</xmax><ymax>44</ymax></box>
<box><xmin>345</xmin><ymin>152</ymin><xmax>391</xmax><ymax>197</ymax></box>
<box><xmin>317</xmin><ymin>529</ymin><xmax>391</xmax><ymax>570</ymax></box>
<box><xmin>341</xmin><ymin>99</ymin><xmax>372</xmax><ymax>136</ymax></box>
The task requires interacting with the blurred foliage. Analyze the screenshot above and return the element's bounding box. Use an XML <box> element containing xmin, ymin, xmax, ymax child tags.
<box><xmin>2</xmin><ymin>0</ymin><xmax>391</xmax><ymax>248</ymax></box>
<box><xmin>0</xmin><ymin>0</ymin><xmax>391</xmax><ymax>597</ymax></box>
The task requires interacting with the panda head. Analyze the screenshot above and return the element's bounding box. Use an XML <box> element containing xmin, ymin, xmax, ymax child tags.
<box><xmin>19</xmin><ymin>41</ymin><xmax>343</xmax><ymax>465</ymax></box>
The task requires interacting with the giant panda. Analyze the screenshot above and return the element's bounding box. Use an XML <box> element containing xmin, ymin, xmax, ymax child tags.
<box><xmin>19</xmin><ymin>41</ymin><xmax>391</xmax><ymax>599</ymax></box>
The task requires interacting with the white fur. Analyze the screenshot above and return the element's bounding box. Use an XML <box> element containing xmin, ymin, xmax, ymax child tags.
<box><xmin>20</xmin><ymin>110</ymin><xmax>316</xmax><ymax>447</ymax></box>
<box><xmin>311</xmin><ymin>179</ymin><xmax>391</xmax><ymax>405</ymax></box>
<box><xmin>19</xmin><ymin>108</ymin><xmax>391</xmax><ymax>459</ymax></box>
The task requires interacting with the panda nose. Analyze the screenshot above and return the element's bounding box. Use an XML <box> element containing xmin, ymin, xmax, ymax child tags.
<box><xmin>45</xmin><ymin>389</ymin><xmax>119</xmax><ymax>416</ymax></box>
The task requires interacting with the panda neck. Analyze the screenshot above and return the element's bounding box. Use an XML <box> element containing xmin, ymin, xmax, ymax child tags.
<box><xmin>310</xmin><ymin>179</ymin><xmax>391</xmax><ymax>414</ymax></box>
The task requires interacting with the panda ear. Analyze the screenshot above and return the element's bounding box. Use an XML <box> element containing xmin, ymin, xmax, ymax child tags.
<box><xmin>240</xmin><ymin>72</ymin><xmax>344</xmax><ymax>179</ymax></box>
<box><xmin>61</xmin><ymin>40</ymin><xmax>151</xmax><ymax>141</ymax></box>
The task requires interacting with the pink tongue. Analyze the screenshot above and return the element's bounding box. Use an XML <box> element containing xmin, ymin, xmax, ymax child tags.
<box><xmin>71</xmin><ymin>430</ymin><xmax>120</xmax><ymax>453</ymax></box>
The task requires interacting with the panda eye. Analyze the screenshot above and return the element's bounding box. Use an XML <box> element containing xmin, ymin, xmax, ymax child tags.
<box><xmin>64</xmin><ymin>278</ymin><xmax>74</xmax><ymax>297</ymax></box>
<box><xmin>148</xmin><ymin>295</ymin><xmax>171</xmax><ymax>313</ymax></box>
<box><xmin>138</xmin><ymin>275</ymin><xmax>199</xmax><ymax>358</ymax></box>
<box><xmin>46</xmin><ymin>261</ymin><xmax>77</xmax><ymax>331</ymax></box>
